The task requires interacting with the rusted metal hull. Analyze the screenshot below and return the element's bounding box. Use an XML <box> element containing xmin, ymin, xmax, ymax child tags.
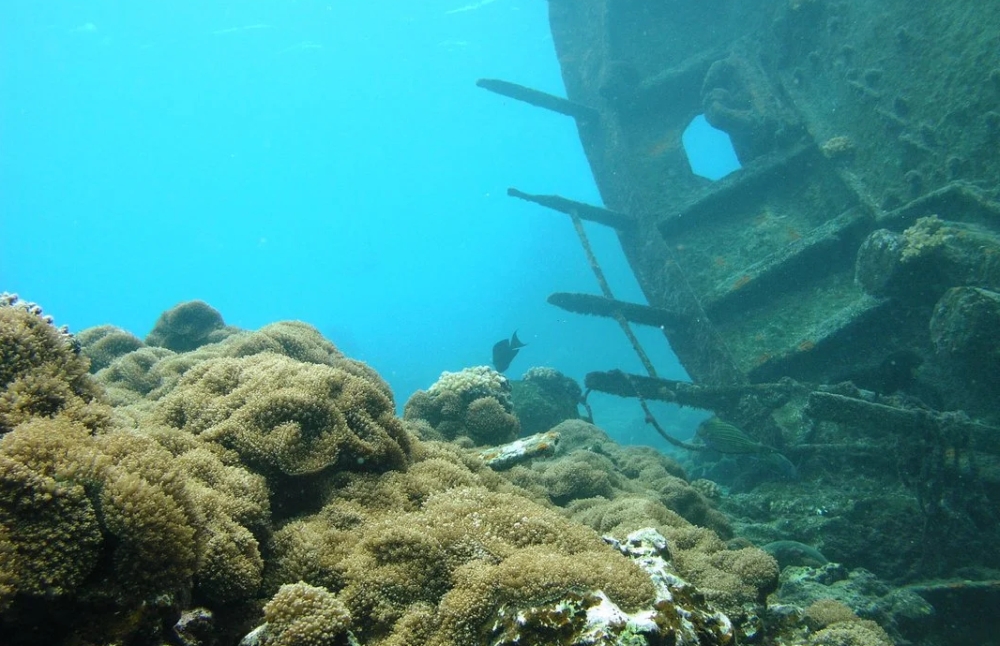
<box><xmin>537</xmin><ymin>0</ymin><xmax>1000</xmax><ymax>414</ymax></box>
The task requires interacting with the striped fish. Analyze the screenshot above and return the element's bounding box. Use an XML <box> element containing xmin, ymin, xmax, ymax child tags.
<box><xmin>696</xmin><ymin>417</ymin><xmax>777</xmax><ymax>454</ymax></box>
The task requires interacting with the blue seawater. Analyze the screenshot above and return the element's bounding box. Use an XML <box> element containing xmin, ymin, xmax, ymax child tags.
<box><xmin>0</xmin><ymin>0</ymin><xmax>736</xmax><ymax>439</ymax></box>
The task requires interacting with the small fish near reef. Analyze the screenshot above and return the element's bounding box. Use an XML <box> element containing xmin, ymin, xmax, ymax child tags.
<box><xmin>697</xmin><ymin>417</ymin><xmax>798</xmax><ymax>478</ymax></box>
<box><xmin>492</xmin><ymin>330</ymin><xmax>526</xmax><ymax>372</ymax></box>
<box><xmin>696</xmin><ymin>417</ymin><xmax>777</xmax><ymax>454</ymax></box>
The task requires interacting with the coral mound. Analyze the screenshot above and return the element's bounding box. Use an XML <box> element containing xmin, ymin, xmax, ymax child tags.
<box><xmin>510</xmin><ymin>366</ymin><xmax>582</xmax><ymax>434</ymax></box>
<box><xmin>155</xmin><ymin>352</ymin><xmax>411</xmax><ymax>477</ymax></box>
<box><xmin>404</xmin><ymin>366</ymin><xmax>520</xmax><ymax>446</ymax></box>
<box><xmin>261</xmin><ymin>582</ymin><xmax>353</xmax><ymax>646</ymax></box>
<box><xmin>0</xmin><ymin>414</ymin><xmax>271</xmax><ymax>628</ymax></box>
<box><xmin>145</xmin><ymin>300</ymin><xmax>236</xmax><ymax>352</ymax></box>
<box><xmin>76</xmin><ymin>325</ymin><xmax>144</xmax><ymax>372</ymax></box>
<box><xmin>2</xmin><ymin>299</ymin><xmax>884</xmax><ymax>645</ymax></box>
<box><xmin>0</xmin><ymin>295</ymin><xmax>108</xmax><ymax>434</ymax></box>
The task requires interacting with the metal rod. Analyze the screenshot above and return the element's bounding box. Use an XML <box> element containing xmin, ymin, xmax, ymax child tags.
<box><xmin>568</xmin><ymin>213</ymin><xmax>659</xmax><ymax>379</ymax></box>
<box><xmin>508</xmin><ymin>188</ymin><xmax>635</xmax><ymax>231</ymax></box>
<box><xmin>476</xmin><ymin>78</ymin><xmax>599</xmax><ymax>121</ymax></box>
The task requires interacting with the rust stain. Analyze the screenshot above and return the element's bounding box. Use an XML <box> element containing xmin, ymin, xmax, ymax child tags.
<box><xmin>646</xmin><ymin>132</ymin><xmax>681</xmax><ymax>158</ymax></box>
<box><xmin>732</xmin><ymin>274</ymin><xmax>752</xmax><ymax>290</ymax></box>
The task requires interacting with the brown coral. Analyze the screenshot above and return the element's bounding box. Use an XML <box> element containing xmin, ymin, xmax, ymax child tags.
<box><xmin>0</xmin><ymin>411</ymin><xmax>273</xmax><ymax>638</ymax></box>
<box><xmin>510</xmin><ymin>367</ymin><xmax>582</xmax><ymax>434</ymax></box>
<box><xmin>92</xmin><ymin>318</ymin><xmax>391</xmax><ymax>410</ymax></box>
<box><xmin>145</xmin><ymin>300</ymin><xmax>235</xmax><ymax>352</ymax></box>
<box><xmin>267</xmin><ymin>458</ymin><xmax>657</xmax><ymax>646</ymax></box>
<box><xmin>0</xmin><ymin>304</ymin><xmax>108</xmax><ymax>434</ymax></box>
<box><xmin>0</xmin><ymin>419</ymin><xmax>195</xmax><ymax>610</ymax></box>
<box><xmin>463</xmin><ymin>395</ymin><xmax>520</xmax><ymax>446</ymax></box>
<box><xmin>804</xmin><ymin>599</ymin><xmax>859</xmax><ymax>629</ymax></box>
<box><xmin>502</xmin><ymin>420</ymin><xmax>731</xmax><ymax>537</ymax></box>
<box><xmin>262</xmin><ymin>582</ymin><xmax>353</xmax><ymax>646</ymax></box>
<box><xmin>77</xmin><ymin>325</ymin><xmax>145</xmax><ymax>373</ymax></box>
<box><xmin>671</xmin><ymin>542</ymin><xmax>779</xmax><ymax>613</ymax></box>
<box><xmin>507</xmin><ymin>451</ymin><xmax>618</xmax><ymax>505</ymax></box>
<box><xmin>2</xmin><ymin>299</ymin><xmax>782</xmax><ymax>645</ymax></box>
<box><xmin>173</xmin><ymin>446</ymin><xmax>270</xmax><ymax>602</ymax></box>
<box><xmin>0</xmin><ymin>423</ymin><xmax>104</xmax><ymax>610</ymax></box>
<box><xmin>404</xmin><ymin>366</ymin><xmax>519</xmax><ymax>446</ymax></box>
<box><xmin>95</xmin><ymin>346</ymin><xmax>176</xmax><ymax>405</ymax></box>
<box><xmin>154</xmin><ymin>352</ymin><xmax>410</xmax><ymax>477</ymax></box>
<box><xmin>808</xmin><ymin>618</ymin><xmax>894</xmax><ymax>646</ymax></box>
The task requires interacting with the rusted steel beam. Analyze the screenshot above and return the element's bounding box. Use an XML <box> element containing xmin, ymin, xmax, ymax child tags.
<box><xmin>583</xmin><ymin>369</ymin><xmax>800</xmax><ymax>408</ymax></box>
<box><xmin>657</xmin><ymin>143</ymin><xmax>818</xmax><ymax>239</ymax></box>
<box><xmin>805</xmin><ymin>390</ymin><xmax>1000</xmax><ymax>454</ymax></box>
<box><xmin>547</xmin><ymin>292</ymin><xmax>686</xmax><ymax>330</ymax></box>
<box><xmin>476</xmin><ymin>78</ymin><xmax>600</xmax><ymax>121</ymax></box>
<box><xmin>507</xmin><ymin>188</ymin><xmax>635</xmax><ymax>231</ymax></box>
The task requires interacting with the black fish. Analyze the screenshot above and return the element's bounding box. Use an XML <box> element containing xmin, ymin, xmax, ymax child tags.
<box><xmin>492</xmin><ymin>331</ymin><xmax>526</xmax><ymax>372</ymax></box>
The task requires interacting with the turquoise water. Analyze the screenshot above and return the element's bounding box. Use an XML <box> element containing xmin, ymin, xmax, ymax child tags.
<box><xmin>0</xmin><ymin>0</ymin><xmax>736</xmax><ymax>423</ymax></box>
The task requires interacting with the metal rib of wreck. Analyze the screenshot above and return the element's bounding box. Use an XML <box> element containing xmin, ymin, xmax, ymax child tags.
<box><xmin>481</xmin><ymin>0</ymin><xmax>1000</xmax><ymax>419</ymax></box>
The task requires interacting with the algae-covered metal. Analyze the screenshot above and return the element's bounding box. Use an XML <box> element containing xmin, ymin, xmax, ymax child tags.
<box><xmin>488</xmin><ymin>0</ymin><xmax>1000</xmax><ymax>417</ymax></box>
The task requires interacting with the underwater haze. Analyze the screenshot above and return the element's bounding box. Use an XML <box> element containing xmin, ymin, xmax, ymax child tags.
<box><xmin>6</xmin><ymin>2</ymin><xmax>1000</xmax><ymax>645</ymax></box>
<box><xmin>0</xmin><ymin>0</ymin><xmax>736</xmax><ymax>427</ymax></box>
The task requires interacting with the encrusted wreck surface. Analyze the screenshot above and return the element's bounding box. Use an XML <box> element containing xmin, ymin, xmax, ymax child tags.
<box><xmin>529</xmin><ymin>0</ymin><xmax>1000</xmax><ymax>416</ymax></box>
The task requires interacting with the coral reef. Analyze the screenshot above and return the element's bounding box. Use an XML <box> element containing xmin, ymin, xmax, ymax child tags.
<box><xmin>0</xmin><ymin>294</ymin><xmax>109</xmax><ymax>435</ymax></box>
<box><xmin>258</xmin><ymin>582</ymin><xmax>354</xmax><ymax>646</ymax></box>
<box><xmin>505</xmin><ymin>420</ymin><xmax>733</xmax><ymax>538</ymax></box>
<box><xmin>777</xmin><ymin>562</ymin><xmax>934</xmax><ymax>642</ymax></box>
<box><xmin>94</xmin><ymin>318</ymin><xmax>390</xmax><ymax>407</ymax></box>
<box><xmin>0</xmin><ymin>413</ymin><xmax>271</xmax><ymax>640</ymax></box>
<box><xmin>691</xmin><ymin>477</ymin><xmax>724</xmax><ymax>501</ymax></box>
<box><xmin>76</xmin><ymin>325</ymin><xmax>145</xmax><ymax>372</ymax></box>
<box><xmin>1</xmin><ymin>299</ymin><xmax>911</xmax><ymax>645</ymax></box>
<box><xmin>0</xmin><ymin>420</ymin><xmax>104</xmax><ymax>609</ymax></box>
<box><xmin>804</xmin><ymin>599</ymin><xmax>859</xmax><ymax>629</ymax></box>
<box><xmin>153</xmin><ymin>352</ymin><xmax>410</xmax><ymax>479</ymax></box>
<box><xmin>96</xmin><ymin>345</ymin><xmax>176</xmax><ymax>405</ymax></box>
<box><xmin>0</xmin><ymin>301</ymin><xmax>388</xmax><ymax>643</ymax></box>
<box><xmin>403</xmin><ymin>366</ymin><xmax>520</xmax><ymax>445</ymax></box>
<box><xmin>490</xmin><ymin>528</ymin><xmax>735</xmax><ymax>645</ymax></box>
<box><xmin>265</xmin><ymin>470</ymin><xmax>660</xmax><ymax>645</ymax></box>
<box><xmin>510</xmin><ymin>366</ymin><xmax>582</xmax><ymax>434</ymax></box>
<box><xmin>807</xmin><ymin>619</ymin><xmax>894</xmax><ymax>646</ymax></box>
<box><xmin>487</xmin><ymin>420</ymin><xmax>785</xmax><ymax>624</ymax></box>
<box><xmin>145</xmin><ymin>300</ymin><xmax>237</xmax><ymax>352</ymax></box>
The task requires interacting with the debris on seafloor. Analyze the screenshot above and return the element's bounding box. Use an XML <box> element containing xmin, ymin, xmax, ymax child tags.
<box><xmin>490</xmin><ymin>528</ymin><xmax>734</xmax><ymax>646</ymax></box>
<box><xmin>479</xmin><ymin>430</ymin><xmax>559</xmax><ymax>469</ymax></box>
